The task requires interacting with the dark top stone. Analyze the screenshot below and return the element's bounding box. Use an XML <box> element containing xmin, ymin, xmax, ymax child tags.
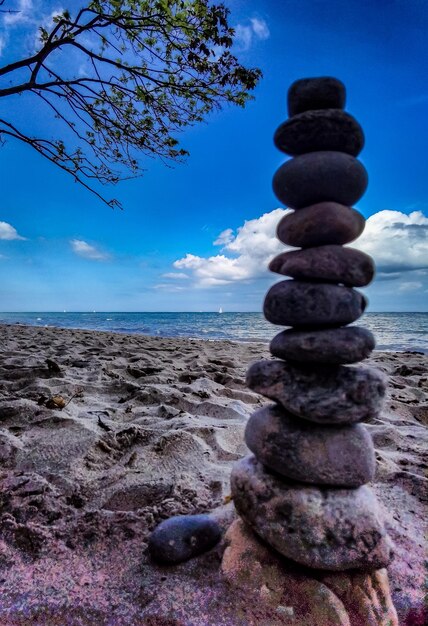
<box><xmin>149</xmin><ymin>514</ymin><xmax>221</xmax><ymax>564</ymax></box>
<box><xmin>246</xmin><ymin>359</ymin><xmax>387</xmax><ymax>424</ymax></box>
<box><xmin>231</xmin><ymin>455</ymin><xmax>394</xmax><ymax>571</ymax></box>
<box><xmin>270</xmin><ymin>326</ymin><xmax>376</xmax><ymax>365</ymax></box>
<box><xmin>269</xmin><ymin>246</ymin><xmax>375</xmax><ymax>287</ymax></box>
<box><xmin>276</xmin><ymin>202</ymin><xmax>365</xmax><ymax>248</ymax></box>
<box><xmin>273</xmin><ymin>152</ymin><xmax>368</xmax><ymax>209</ymax></box>
<box><xmin>274</xmin><ymin>109</ymin><xmax>364</xmax><ymax>157</ymax></box>
<box><xmin>287</xmin><ymin>77</ymin><xmax>346</xmax><ymax>117</ymax></box>
<box><xmin>264</xmin><ymin>280</ymin><xmax>367</xmax><ymax>327</ymax></box>
<box><xmin>245</xmin><ymin>404</ymin><xmax>375</xmax><ymax>487</ymax></box>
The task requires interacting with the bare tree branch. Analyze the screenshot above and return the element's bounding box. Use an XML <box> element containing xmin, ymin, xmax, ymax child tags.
<box><xmin>0</xmin><ymin>0</ymin><xmax>19</xmax><ymax>13</ymax></box>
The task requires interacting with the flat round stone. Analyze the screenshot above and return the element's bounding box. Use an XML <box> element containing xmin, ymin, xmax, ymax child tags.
<box><xmin>245</xmin><ymin>405</ymin><xmax>375</xmax><ymax>487</ymax></box>
<box><xmin>269</xmin><ymin>246</ymin><xmax>375</xmax><ymax>287</ymax></box>
<box><xmin>246</xmin><ymin>360</ymin><xmax>386</xmax><ymax>424</ymax></box>
<box><xmin>231</xmin><ymin>455</ymin><xmax>394</xmax><ymax>571</ymax></box>
<box><xmin>273</xmin><ymin>152</ymin><xmax>368</xmax><ymax>209</ymax></box>
<box><xmin>275</xmin><ymin>109</ymin><xmax>364</xmax><ymax>157</ymax></box>
<box><xmin>288</xmin><ymin>77</ymin><xmax>346</xmax><ymax>117</ymax></box>
<box><xmin>276</xmin><ymin>202</ymin><xmax>365</xmax><ymax>247</ymax></box>
<box><xmin>264</xmin><ymin>280</ymin><xmax>367</xmax><ymax>327</ymax></box>
<box><xmin>148</xmin><ymin>514</ymin><xmax>221</xmax><ymax>564</ymax></box>
<box><xmin>270</xmin><ymin>326</ymin><xmax>376</xmax><ymax>364</ymax></box>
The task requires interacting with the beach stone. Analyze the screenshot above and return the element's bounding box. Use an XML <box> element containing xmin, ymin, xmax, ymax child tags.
<box><xmin>245</xmin><ymin>404</ymin><xmax>375</xmax><ymax>487</ymax></box>
<box><xmin>270</xmin><ymin>327</ymin><xmax>375</xmax><ymax>364</ymax></box>
<box><xmin>264</xmin><ymin>280</ymin><xmax>367</xmax><ymax>327</ymax></box>
<box><xmin>246</xmin><ymin>360</ymin><xmax>387</xmax><ymax>424</ymax></box>
<box><xmin>148</xmin><ymin>514</ymin><xmax>221</xmax><ymax>564</ymax></box>
<box><xmin>273</xmin><ymin>152</ymin><xmax>368</xmax><ymax>209</ymax></box>
<box><xmin>269</xmin><ymin>246</ymin><xmax>375</xmax><ymax>287</ymax></box>
<box><xmin>288</xmin><ymin>77</ymin><xmax>346</xmax><ymax>117</ymax></box>
<box><xmin>276</xmin><ymin>202</ymin><xmax>365</xmax><ymax>248</ymax></box>
<box><xmin>221</xmin><ymin>519</ymin><xmax>351</xmax><ymax>625</ymax></box>
<box><xmin>222</xmin><ymin>519</ymin><xmax>398</xmax><ymax>626</ymax></box>
<box><xmin>320</xmin><ymin>569</ymin><xmax>399</xmax><ymax>626</ymax></box>
<box><xmin>274</xmin><ymin>109</ymin><xmax>364</xmax><ymax>157</ymax></box>
<box><xmin>231</xmin><ymin>455</ymin><xmax>394</xmax><ymax>571</ymax></box>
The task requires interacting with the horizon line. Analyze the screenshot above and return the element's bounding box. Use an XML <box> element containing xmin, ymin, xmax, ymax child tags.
<box><xmin>1</xmin><ymin>311</ymin><xmax>427</xmax><ymax>315</ymax></box>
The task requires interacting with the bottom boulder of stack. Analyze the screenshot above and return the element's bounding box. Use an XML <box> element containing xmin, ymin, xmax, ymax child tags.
<box><xmin>221</xmin><ymin>518</ymin><xmax>398</xmax><ymax>626</ymax></box>
<box><xmin>231</xmin><ymin>455</ymin><xmax>394</xmax><ymax>571</ymax></box>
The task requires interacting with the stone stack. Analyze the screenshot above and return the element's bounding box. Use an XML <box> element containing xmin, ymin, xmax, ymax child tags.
<box><xmin>231</xmin><ymin>77</ymin><xmax>394</xmax><ymax>571</ymax></box>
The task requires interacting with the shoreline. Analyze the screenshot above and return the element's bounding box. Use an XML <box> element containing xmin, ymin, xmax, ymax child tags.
<box><xmin>0</xmin><ymin>321</ymin><xmax>270</xmax><ymax>344</ymax></box>
<box><xmin>0</xmin><ymin>321</ymin><xmax>426</xmax><ymax>354</ymax></box>
<box><xmin>0</xmin><ymin>323</ymin><xmax>426</xmax><ymax>624</ymax></box>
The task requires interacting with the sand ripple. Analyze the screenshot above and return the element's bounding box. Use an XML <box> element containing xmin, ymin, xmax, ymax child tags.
<box><xmin>0</xmin><ymin>324</ymin><xmax>426</xmax><ymax>624</ymax></box>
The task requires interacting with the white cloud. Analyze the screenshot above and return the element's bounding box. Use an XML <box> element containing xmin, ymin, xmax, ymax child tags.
<box><xmin>357</xmin><ymin>210</ymin><xmax>428</xmax><ymax>272</ymax></box>
<box><xmin>250</xmin><ymin>17</ymin><xmax>270</xmax><ymax>40</ymax></box>
<box><xmin>49</xmin><ymin>7</ymin><xmax>64</xmax><ymax>21</ymax></box>
<box><xmin>2</xmin><ymin>2</ymin><xmax>66</xmax><ymax>55</ymax></box>
<box><xmin>173</xmin><ymin>209</ymin><xmax>289</xmax><ymax>288</ymax></box>
<box><xmin>235</xmin><ymin>17</ymin><xmax>270</xmax><ymax>51</ymax></box>
<box><xmin>38</xmin><ymin>7</ymin><xmax>64</xmax><ymax>33</ymax></box>
<box><xmin>0</xmin><ymin>33</ymin><xmax>6</xmax><ymax>56</ymax></box>
<box><xmin>171</xmin><ymin>208</ymin><xmax>428</xmax><ymax>289</ymax></box>
<box><xmin>77</xmin><ymin>62</ymin><xmax>90</xmax><ymax>77</ymax></box>
<box><xmin>3</xmin><ymin>0</ymin><xmax>33</xmax><ymax>26</ymax></box>
<box><xmin>234</xmin><ymin>24</ymin><xmax>252</xmax><ymax>51</ymax></box>
<box><xmin>32</xmin><ymin>6</ymin><xmax>65</xmax><ymax>48</ymax></box>
<box><xmin>162</xmin><ymin>272</ymin><xmax>189</xmax><ymax>280</ymax></box>
<box><xmin>0</xmin><ymin>221</ymin><xmax>26</xmax><ymax>240</ymax></box>
<box><xmin>214</xmin><ymin>228</ymin><xmax>234</xmax><ymax>246</ymax></box>
<box><xmin>398</xmin><ymin>281</ymin><xmax>423</xmax><ymax>292</ymax></box>
<box><xmin>70</xmin><ymin>239</ymin><xmax>109</xmax><ymax>261</ymax></box>
<box><xmin>154</xmin><ymin>283</ymin><xmax>185</xmax><ymax>292</ymax></box>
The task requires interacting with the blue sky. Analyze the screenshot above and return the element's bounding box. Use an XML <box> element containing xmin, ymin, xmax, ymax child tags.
<box><xmin>1</xmin><ymin>0</ymin><xmax>427</xmax><ymax>312</ymax></box>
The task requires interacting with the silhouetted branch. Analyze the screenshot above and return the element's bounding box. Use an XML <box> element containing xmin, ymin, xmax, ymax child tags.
<box><xmin>0</xmin><ymin>1</ymin><xmax>262</xmax><ymax>207</ymax></box>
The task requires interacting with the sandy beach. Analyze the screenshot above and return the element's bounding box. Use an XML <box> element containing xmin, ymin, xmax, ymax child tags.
<box><xmin>0</xmin><ymin>323</ymin><xmax>426</xmax><ymax>625</ymax></box>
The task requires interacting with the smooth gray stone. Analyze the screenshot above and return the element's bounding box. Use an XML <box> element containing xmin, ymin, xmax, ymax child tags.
<box><xmin>148</xmin><ymin>514</ymin><xmax>221</xmax><ymax>564</ymax></box>
<box><xmin>275</xmin><ymin>109</ymin><xmax>364</xmax><ymax>157</ymax></box>
<box><xmin>264</xmin><ymin>280</ymin><xmax>367</xmax><ymax>327</ymax></box>
<box><xmin>270</xmin><ymin>327</ymin><xmax>376</xmax><ymax>365</ymax></box>
<box><xmin>273</xmin><ymin>152</ymin><xmax>368</xmax><ymax>209</ymax></box>
<box><xmin>269</xmin><ymin>246</ymin><xmax>375</xmax><ymax>287</ymax></box>
<box><xmin>231</xmin><ymin>455</ymin><xmax>394</xmax><ymax>571</ymax></box>
<box><xmin>287</xmin><ymin>77</ymin><xmax>346</xmax><ymax>117</ymax></box>
<box><xmin>246</xmin><ymin>360</ymin><xmax>387</xmax><ymax>424</ymax></box>
<box><xmin>276</xmin><ymin>202</ymin><xmax>365</xmax><ymax>248</ymax></box>
<box><xmin>245</xmin><ymin>405</ymin><xmax>376</xmax><ymax>487</ymax></box>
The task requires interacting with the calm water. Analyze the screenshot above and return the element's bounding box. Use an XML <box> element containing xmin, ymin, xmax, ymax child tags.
<box><xmin>0</xmin><ymin>312</ymin><xmax>427</xmax><ymax>352</ymax></box>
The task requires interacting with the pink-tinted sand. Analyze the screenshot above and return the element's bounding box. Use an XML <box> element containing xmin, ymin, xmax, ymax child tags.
<box><xmin>0</xmin><ymin>324</ymin><xmax>426</xmax><ymax>624</ymax></box>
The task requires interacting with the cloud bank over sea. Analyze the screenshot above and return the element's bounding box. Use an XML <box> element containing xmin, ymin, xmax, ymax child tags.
<box><xmin>1</xmin><ymin>208</ymin><xmax>427</xmax><ymax>311</ymax></box>
<box><xmin>168</xmin><ymin>208</ymin><xmax>428</xmax><ymax>301</ymax></box>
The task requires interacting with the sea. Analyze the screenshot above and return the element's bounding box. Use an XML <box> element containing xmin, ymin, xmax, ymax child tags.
<box><xmin>0</xmin><ymin>312</ymin><xmax>427</xmax><ymax>353</ymax></box>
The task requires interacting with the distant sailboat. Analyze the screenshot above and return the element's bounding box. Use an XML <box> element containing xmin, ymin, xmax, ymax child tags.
<box><xmin>218</xmin><ymin>307</ymin><xmax>223</xmax><ymax>314</ymax></box>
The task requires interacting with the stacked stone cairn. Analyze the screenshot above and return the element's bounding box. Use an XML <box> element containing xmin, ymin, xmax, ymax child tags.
<box><xmin>231</xmin><ymin>77</ymin><xmax>394</xmax><ymax>572</ymax></box>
